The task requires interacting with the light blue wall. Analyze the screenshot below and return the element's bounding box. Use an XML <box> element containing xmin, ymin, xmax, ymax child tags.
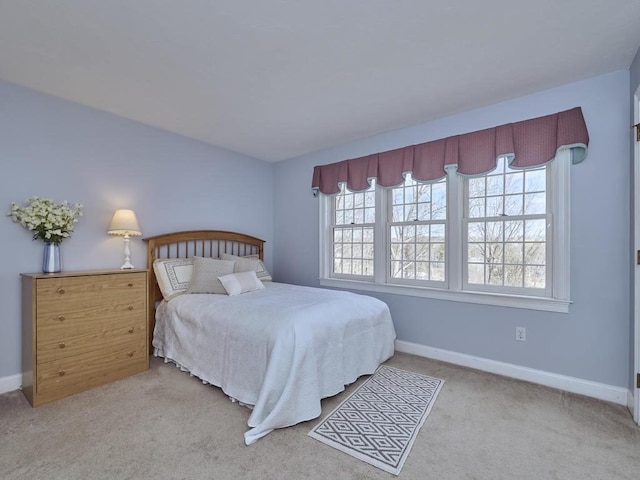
<box><xmin>0</xmin><ymin>80</ymin><xmax>274</xmax><ymax>378</ymax></box>
<box><xmin>274</xmin><ymin>70</ymin><xmax>631</xmax><ymax>388</ymax></box>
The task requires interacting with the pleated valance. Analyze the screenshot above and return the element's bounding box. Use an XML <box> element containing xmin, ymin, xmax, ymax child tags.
<box><xmin>312</xmin><ymin>107</ymin><xmax>589</xmax><ymax>195</ymax></box>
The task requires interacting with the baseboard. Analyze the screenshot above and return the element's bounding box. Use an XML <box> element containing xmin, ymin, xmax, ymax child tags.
<box><xmin>0</xmin><ymin>373</ymin><xmax>22</xmax><ymax>395</ymax></box>
<box><xmin>395</xmin><ymin>340</ymin><xmax>629</xmax><ymax>406</ymax></box>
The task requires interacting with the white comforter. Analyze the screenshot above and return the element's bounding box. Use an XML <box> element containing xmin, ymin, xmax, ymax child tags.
<box><xmin>153</xmin><ymin>282</ymin><xmax>396</xmax><ymax>445</ymax></box>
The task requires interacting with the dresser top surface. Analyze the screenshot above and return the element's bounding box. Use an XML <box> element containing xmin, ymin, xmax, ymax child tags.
<box><xmin>21</xmin><ymin>268</ymin><xmax>147</xmax><ymax>279</ymax></box>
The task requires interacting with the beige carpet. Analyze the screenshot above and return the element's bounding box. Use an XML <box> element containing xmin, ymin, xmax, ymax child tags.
<box><xmin>1</xmin><ymin>353</ymin><xmax>639</xmax><ymax>480</ymax></box>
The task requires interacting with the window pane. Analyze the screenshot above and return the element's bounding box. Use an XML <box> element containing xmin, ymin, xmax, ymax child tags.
<box><xmin>486</xmin><ymin>221</ymin><xmax>504</xmax><ymax>242</ymax></box>
<box><xmin>390</xmin><ymin>261</ymin><xmax>403</xmax><ymax>278</ymax></box>
<box><xmin>352</xmin><ymin>260</ymin><xmax>363</xmax><ymax>275</ymax></box>
<box><xmin>415</xmin><ymin>242</ymin><xmax>429</xmax><ymax>261</ymax></box>
<box><xmin>525</xmin><ymin>219</ymin><xmax>545</xmax><ymax>242</ymax></box>
<box><xmin>431</xmin><ymin>183</ymin><xmax>447</xmax><ymax>219</ymax></box>
<box><xmin>504</xmin><ymin>264</ymin><xmax>523</xmax><ymax>287</ymax></box>
<box><xmin>364</xmin><ymin>260</ymin><xmax>374</xmax><ymax>275</ymax></box>
<box><xmin>344</xmin><ymin>209</ymin><xmax>354</xmax><ymax>224</ymax></box>
<box><xmin>431</xmin><ymin>224</ymin><xmax>445</xmax><ymax>240</ymax></box>
<box><xmin>524</xmin><ymin>265</ymin><xmax>545</xmax><ymax>288</ymax></box>
<box><xmin>430</xmin><ymin>262</ymin><xmax>445</xmax><ymax>281</ymax></box>
<box><xmin>403</xmin><ymin>225</ymin><xmax>416</xmax><ymax>243</ymax></box>
<box><xmin>524</xmin><ymin>192</ymin><xmax>546</xmax><ymax>215</ymax></box>
<box><xmin>504</xmin><ymin>221</ymin><xmax>523</xmax><ymax>241</ymax></box>
<box><xmin>468</xmin><ymin>243</ymin><xmax>485</xmax><ymax>262</ymax></box>
<box><xmin>468</xmin><ymin>178</ymin><xmax>485</xmax><ymax>198</ymax></box>
<box><xmin>525</xmin><ymin>169</ymin><xmax>545</xmax><ymax>192</ymax></box>
<box><xmin>334</xmin><ymin>259</ymin><xmax>342</xmax><ymax>274</ymax></box>
<box><xmin>486</xmin><ymin>175</ymin><xmax>503</xmax><ymax>196</ymax></box>
<box><xmin>430</xmin><ymin>243</ymin><xmax>445</xmax><ymax>262</ymax></box>
<box><xmin>505</xmin><ymin>173</ymin><xmax>523</xmax><ymax>194</ymax></box>
<box><xmin>468</xmin><ymin>263</ymin><xmax>485</xmax><ymax>284</ymax></box>
<box><xmin>524</xmin><ymin>243</ymin><xmax>545</xmax><ymax>265</ymax></box>
<box><xmin>486</xmin><ymin>196</ymin><xmax>502</xmax><ymax>217</ymax></box>
<box><xmin>504</xmin><ymin>195</ymin><xmax>523</xmax><ymax>216</ymax></box>
<box><xmin>469</xmin><ymin>198</ymin><xmax>485</xmax><ymax>218</ymax></box>
<box><xmin>468</xmin><ymin>222</ymin><xmax>486</xmax><ymax>242</ymax></box>
<box><xmin>486</xmin><ymin>243</ymin><xmax>504</xmax><ymax>264</ymax></box>
<box><xmin>392</xmin><ymin>206</ymin><xmax>404</xmax><ymax>222</ymax></box>
<box><xmin>487</xmin><ymin>265</ymin><xmax>504</xmax><ymax>285</ymax></box>
<box><xmin>417</xmin><ymin>202</ymin><xmax>431</xmax><ymax>221</ymax></box>
<box><xmin>364</xmin><ymin>207</ymin><xmax>375</xmax><ymax>223</ymax></box>
<box><xmin>504</xmin><ymin>242</ymin><xmax>523</xmax><ymax>264</ymax></box>
<box><xmin>416</xmin><ymin>262</ymin><xmax>429</xmax><ymax>280</ymax></box>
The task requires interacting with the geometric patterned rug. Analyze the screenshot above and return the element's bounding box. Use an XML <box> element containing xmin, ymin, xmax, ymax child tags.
<box><xmin>308</xmin><ymin>365</ymin><xmax>444</xmax><ymax>475</ymax></box>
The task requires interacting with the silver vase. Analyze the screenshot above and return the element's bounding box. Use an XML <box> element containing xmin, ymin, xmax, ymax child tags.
<box><xmin>42</xmin><ymin>242</ymin><xmax>61</xmax><ymax>273</ymax></box>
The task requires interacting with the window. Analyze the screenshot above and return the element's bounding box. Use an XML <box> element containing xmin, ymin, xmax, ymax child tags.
<box><xmin>464</xmin><ymin>158</ymin><xmax>550</xmax><ymax>296</ymax></box>
<box><xmin>331</xmin><ymin>186</ymin><xmax>375</xmax><ymax>278</ymax></box>
<box><xmin>320</xmin><ymin>152</ymin><xmax>571</xmax><ymax>312</ymax></box>
<box><xmin>389</xmin><ymin>175</ymin><xmax>447</xmax><ymax>285</ymax></box>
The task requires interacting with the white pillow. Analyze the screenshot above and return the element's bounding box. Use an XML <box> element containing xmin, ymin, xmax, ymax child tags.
<box><xmin>218</xmin><ymin>270</ymin><xmax>265</xmax><ymax>296</ymax></box>
<box><xmin>220</xmin><ymin>253</ymin><xmax>272</xmax><ymax>281</ymax></box>
<box><xmin>187</xmin><ymin>257</ymin><xmax>236</xmax><ymax>295</ymax></box>
<box><xmin>153</xmin><ymin>258</ymin><xmax>194</xmax><ymax>301</ymax></box>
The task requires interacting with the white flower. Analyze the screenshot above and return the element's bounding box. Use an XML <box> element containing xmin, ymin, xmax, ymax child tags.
<box><xmin>7</xmin><ymin>197</ymin><xmax>83</xmax><ymax>244</ymax></box>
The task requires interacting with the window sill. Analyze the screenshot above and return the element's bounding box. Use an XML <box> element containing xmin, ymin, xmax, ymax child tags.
<box><xmin>318</xmin><ymin>277</ymin><xmax>571</xmax><ymax>313</ymax></box>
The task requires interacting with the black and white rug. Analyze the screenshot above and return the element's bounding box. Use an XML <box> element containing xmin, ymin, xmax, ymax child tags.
<box><xmin>308</xmin><ymin>365</ymin><xmax>444</xmax><ymax>475</ymax></box>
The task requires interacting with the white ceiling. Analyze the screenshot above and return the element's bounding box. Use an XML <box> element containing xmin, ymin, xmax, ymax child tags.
<box><xmin>1</xmin><ymin>1</ymin><xmax>639</xmax><ymax>162</ymax></box>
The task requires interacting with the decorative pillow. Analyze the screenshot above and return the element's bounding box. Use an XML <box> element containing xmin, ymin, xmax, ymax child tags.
<box><xmin>186</xmin><ymin>257</ymin><xmax>236</xmax><ymax>295</ymax></box>
<box><xmin>153</xmin><ymin>258</ymin><xmax>194</xmax><ymax>301</ymax></box>
<box><xmin>218</xmin><ymin>270</ymin><xmax>265</xmax><ymax>296</ymax></box>
<box><xmin>220</xmin><ymin>253</ymin><xmax>272</xmax><ymax>281</ymax></box>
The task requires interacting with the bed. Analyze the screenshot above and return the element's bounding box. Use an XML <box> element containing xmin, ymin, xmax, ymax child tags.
<box><xmin>144</xmin><ymin>230</ymin><xmax>396</xmax><ymax>445</ymax></box>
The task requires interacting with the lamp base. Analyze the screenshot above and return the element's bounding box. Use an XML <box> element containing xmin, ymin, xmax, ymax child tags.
<box><xmin>120</xmin><ymin>235</ymin><xmax>135</xmax><ymax>270</ymax></box>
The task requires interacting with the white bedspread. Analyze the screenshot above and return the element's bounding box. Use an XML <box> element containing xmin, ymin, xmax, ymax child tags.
<box><xmin>153</xmin><ymin>282</ymin><xmax>396</xmax><ymax>445</ymax></box>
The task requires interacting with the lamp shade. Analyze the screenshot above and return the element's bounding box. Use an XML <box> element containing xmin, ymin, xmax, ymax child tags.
<box><xmin>108</xmin><ymin>209</ymin><xmax>142</xmax><ymax>236</ymax></box>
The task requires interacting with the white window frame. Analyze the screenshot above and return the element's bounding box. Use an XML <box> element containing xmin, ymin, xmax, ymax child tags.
<box><xmin>319</xmin><ymin>150</ymin><xmax>572</xmax><ymax>313</ymax></box>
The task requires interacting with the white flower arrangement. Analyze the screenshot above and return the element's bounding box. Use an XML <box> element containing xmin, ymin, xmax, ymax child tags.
<box><xmin>7</xmin><ymin>197</ymin><xmax>83</xmax><ymax>244</ymax></box>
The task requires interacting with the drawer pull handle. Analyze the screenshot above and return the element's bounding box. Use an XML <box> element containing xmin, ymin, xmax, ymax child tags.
<box><xmin>128</xmin><ymin>282</ymin><xmax>134</xmax><ymax>287</ymax></box>
<box><xmin>58</xmin><ymin>370</ymin><xmax>65</xmax><ymax>376</ymax></box>
<box><xmin>128</xmin><ymin>305</ymin><xmax>134</xmax><ymax>311</ymax></box>
<box><xmin>57</xmin><ymin>288</ymin><xmax>65</xmax><ymax>294</ymax></box>
<box><xmin>59</xmin><ymin>342</ymin><xmax>66</xmax><ymax>349</ymax></box>
<box><xmin>127</xmin><ymin>351</ymin><xmax>134</xmax><ymax>357</ymax></box>
<box><xmin>58</xmin><ymin>315</ymin><xmax>65</xmax><ymax>321</ymax></box>
<box><xmin>128</xmin><ymin>327</ymin><xmax>134</xmax><ymax>334</ymax></box>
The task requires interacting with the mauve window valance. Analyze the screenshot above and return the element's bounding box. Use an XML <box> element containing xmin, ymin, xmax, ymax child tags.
<box><xmin>311</xmin><ymin>107</ymin><xmax>589</xmax><ymax>195</ymax></box>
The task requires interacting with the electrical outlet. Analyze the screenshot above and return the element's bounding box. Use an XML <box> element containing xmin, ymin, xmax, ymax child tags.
<box><xmin>515</xmin><ymin>327</ymin><xmax>526</xmax><ymax>342</ymax></box>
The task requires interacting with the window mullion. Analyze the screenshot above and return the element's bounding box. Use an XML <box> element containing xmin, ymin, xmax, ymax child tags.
<box><xmin>319</xmin><ymin>194</ymin><xmax>332</xmax><ymax>279</ymax></box>
<box><xmin>375</xmin><ymin>186</ymin><xmax>387</xmax><ymax>284</ymax></box>
<box><xmin>448</xmin><ymin>168</ymin><xmax>462</xmax><ymax>292</ymax></box>
<box><xmin>551</xmin><ymin>152</ymin><xmax>570</xmax><ymax>301</ymax></box>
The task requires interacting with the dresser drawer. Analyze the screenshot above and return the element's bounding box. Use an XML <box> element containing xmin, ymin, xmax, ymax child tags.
<box><xmin>36</xmin><ymin>338</ymin><xmax>147</xmax><ymax>399</ymax></box>
<box><xmin>36</xmin><ymin>272</ymin><xmax>146</xmax><ymax>310</ymax></box>
<box><xmin>36</xmin><ymin>299</ymin><xmax>145</xmax><ymax>348</ymax></box>
<box><xmin>37</xmin><ymin>323</ymin><xmax>145</xmax><ymax>364</ymax></box>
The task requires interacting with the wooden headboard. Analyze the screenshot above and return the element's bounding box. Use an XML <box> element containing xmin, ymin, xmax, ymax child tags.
<box><xmin>142</xmin><ymin>230</ymin><xmax>265</xmax><ymax>353</ymax></box>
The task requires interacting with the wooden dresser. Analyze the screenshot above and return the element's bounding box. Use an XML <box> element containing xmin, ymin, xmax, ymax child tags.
<box><xmin>21</xmin><ymin>269</ymin><xmax>148</xmax><ymax>407</ymax></box>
